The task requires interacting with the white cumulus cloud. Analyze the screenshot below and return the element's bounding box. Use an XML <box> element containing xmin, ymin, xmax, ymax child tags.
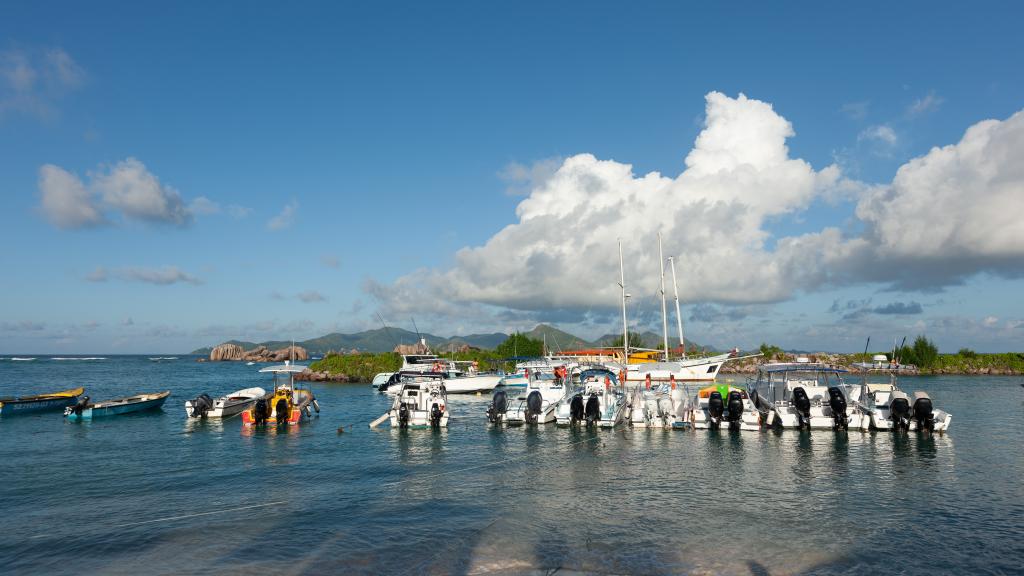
<box><xmin>367</xmin><ymin>92</ymin><xmax>1024</xmax><ymax>332</ymax></box>
<box><xmin>38</xmin><ymin>164</ymin><xmax>105</xmax><ymax>229</ymax></box>
<box><xmin>267</xmin><ymin>200</ymin><xmax>298</xmax><ymax>230</ymax></box>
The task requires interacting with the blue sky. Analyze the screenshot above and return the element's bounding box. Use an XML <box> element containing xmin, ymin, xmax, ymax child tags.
<box><xmin>2</xmin><ymin>1</ymin><xmax>1023</xmax><ymax>353</ymax></box>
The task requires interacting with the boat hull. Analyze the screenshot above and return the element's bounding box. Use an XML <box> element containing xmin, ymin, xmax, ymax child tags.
<box><xmin>0</xmin><ymin>387</ymin><xmax>84</xmax><ymax>416</ymax></box>
<box><xmin>66</xmin><ymin>391</ymin><xmax>169</xmax><ymax>420</ymax></box>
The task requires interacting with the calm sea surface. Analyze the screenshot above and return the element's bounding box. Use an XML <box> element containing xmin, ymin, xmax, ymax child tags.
<box><xmin>1</xmin><ymin>356</ymin><xmax>1022</xmax><ymax>575</ymax></box>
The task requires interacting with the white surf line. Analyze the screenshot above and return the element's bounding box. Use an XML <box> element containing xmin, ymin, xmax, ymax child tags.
<box><xmin>110</xmin><ymin>501</ymin><xmax>288</xmax><ymax>528</ymax></box>
<box><xmin>380</xmin><ymin>434</ymin><xmax>602</xmax><ymax>488</ymax></box>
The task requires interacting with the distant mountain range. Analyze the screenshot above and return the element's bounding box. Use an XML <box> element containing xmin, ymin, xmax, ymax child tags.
<box><xmin>190</xmin><ymin>324</ymin><xmax>712</xmax><ymax>355</ymax></box>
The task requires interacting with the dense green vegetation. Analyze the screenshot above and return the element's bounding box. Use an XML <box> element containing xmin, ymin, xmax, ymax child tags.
<box><xmin>494</xmin><ymin>332</ymin><xmax>544</xmax><ymax>358</ymax></box>
<box><xmin>898</xmin><ymin>335</ymin><xmax>940</xmax><ymax>369</ymax></box>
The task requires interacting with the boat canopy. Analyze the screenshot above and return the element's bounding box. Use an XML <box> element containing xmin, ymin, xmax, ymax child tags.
<box><xmin>259</xmin><ymin>364</ymin><xmax>308</xmax><ymax>373</ymax></box>
<box><xmin>579</xmin><ymin>368</ymin><xmax>619</xmax><ymax>384</ymax></box>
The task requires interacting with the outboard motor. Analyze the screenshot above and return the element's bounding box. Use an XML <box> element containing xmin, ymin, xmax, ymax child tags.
<box><xmin>569</xmin><ymin>394</ymin><xmax>585</xmax><ymax>426</ymax></box>
<box><xmin>68</xmin><ymin>396</ymin><xmax>90</xmax><ymax>417</ymax></box>
<box><xmin>398</xmin><ymin>402</ymin><xmax>410</xmax><ymax>429</ymax></box>
<box><xmin>890</xmin><ymin>392</ymin><xmax>911</xmax><ymax>432</ymax></box>
<box><xmin>486</xmin><ymin>389</ymin><xmax>508</xmax><ymax>423</ymax></box>
<box><xmin>827</xmin><ymin>387</ymin><xmax>848</xmax><ymax>431</ymax></box>
<box><xmin>912</xmin><ymin>391</ymin><xmax>935</xmax><ymax>433</ymax></box>
<box><xmin>253</xmin><ymin>398</ymin><xmax>269</xmax><ymax>426</ymax></box>
<box><xmin>792</xmin><ymin>387</ymin><xmax>811</xmax><ymax>430</ymax></box>
<box><xmin>584</xmin><ymin>394</ymin><xmax>601</xmax><ymax>426</ymax></box>
<box><xmin>274</xmin><ymin>398</ymin><xmax>290</xmax><ymax>425</ymax></box>
<box><xmin>726</xmin><ymin>390</ymin><xmax>744</xmax><ymax>430</ymax></box>
<box><xmin>525</xmin><ymin>390</ymin><xmax>543</xmax><ymax>425</ymax></box>
<box><xmin>430</xmin><ymin>403</ymin><xmax>443</xmax><ymax>428</ymax></box>
<box><xmin>189</xmin><ymin>393</ymin><xmax>214</xmax><ymax>418</ymax></box>
<box><xmin>707</xmin><ymin>391</ymin><xmax>724</xmax><ymax>429</ymax></box>
<box><xmin>378</xmin><ymin>373</ymin><xmax>400</xmax><ymax>393</ymax></box>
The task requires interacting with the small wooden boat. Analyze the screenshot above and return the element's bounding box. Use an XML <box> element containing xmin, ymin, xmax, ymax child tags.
<box><xmin>0</xmin><ymin>387</ymin><xmax>84</xmax><ymax>416</ymax></box>
<box><xmin>185</xmin><ymin>387</ymin><xmax>266</xmax><ymax>418</ymax></box>
<box><xmin>64</xmin><ymin>391</ymin><xmax>170</xmax><ymax>420</ymax></box>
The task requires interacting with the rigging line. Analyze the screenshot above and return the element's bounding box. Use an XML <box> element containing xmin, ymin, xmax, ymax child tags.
<box><xmin>379</xmin><ymin>434</ymin><xmax>602</xmax><ymax>489</ymax></box>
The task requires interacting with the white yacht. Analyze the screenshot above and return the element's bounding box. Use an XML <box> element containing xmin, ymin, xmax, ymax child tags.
<box><xmin>554</xmin><ymin>367</ymin><xmax>628</xmax><ymax>428</ymax></box>
<box><xmin>689</xmin><ymin>383</ymin><xmax>760</xmax><ymax>431</ymax></box>
<box><xmin>747</xmin><ymin>361</ymin><xmax>869</xmax><ymax>431</ymax></box>
<box><xmin>185</xmin><ymin>387</ymin><xmax>267</xmax><ymax>419</ymax></box>
<box><xmin>379</xmin><ymin>361</ymin><xmax>501</xmax><ymax>395</ymax></box>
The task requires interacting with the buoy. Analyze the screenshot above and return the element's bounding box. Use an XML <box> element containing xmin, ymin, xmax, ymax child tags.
<box><xmin>336</xmin><ymin>425</ymin><xmax>345</xmax><ymax>434</ymax></box>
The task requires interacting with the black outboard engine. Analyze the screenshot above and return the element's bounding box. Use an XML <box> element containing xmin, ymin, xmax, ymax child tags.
<box><xmin>253</xmin><ymin>398</ymin><xmax>269</xmax><ymax>426</ymax></box>
<box><xmin>398</xmin><ymin>402</ymin><xmax>410</xmax><ymax>429</ymax></box>
<box><xmin>69</xmin><ymin>396</ymin><xmax>90</xmax><ymax>417</ymax></box>
<box><xmin>827</xmin><ymin>387</ymin><xmax>848</xmax><ymax>431</ymax></box>
<box><xmin>584</xmin><ymin>394</ymin><xmax>601</xmax><ymax>426</ymax></box>
<box><xmin>707</xmin><ymin>391</ymin><xmax>724</xmax><ymax>429</ymax></box>
<box><xmin>890</xmin><ymin>395</ymin><xmax>911</xmax><ymax>432</ymax></box>
<box><xmin>569</xmin><ymin>394</ymin><xmax>585</xmax><ymax>426</ymax></box>
<box><xmin>792</xmin><ymin>387</ymin><xmax>811</xmax><ymax>430</ymax></box>
<box><xmin>726</xmin><ymin>390</ymin><xmax>744</xmax><ymax>430</ymax></box>
<box><xmin>274</xmin><ymin>398</ymin><xmax>290</xmax><ymax>425</ymax></box>
<box><xmin>378</xmin><ymin>373</ymin><xmax>400</xmax><ymax>392</ymax></box>
<box><xmin>430</xmin><ymin>403</ymin><xmax>443</xmax><ymax>428</ymax></box>
<box><xmin>912</xmin><ymin>393</ymin><xmax>935</xmax><ymax>433</ymax></box>
<box><xmin>190</xmin><ymin>393</ymin><xmax>213</xmax><ymax>418</ymax></box>
<box><xmin>486</xmin><ymin>389</ymin><xmax>508</xmax><ymax>423</ymax></box>
<box><xmin>525</xmin><ymin>390</ymin><xmax>543</xmax><ymax>425</ymax></box>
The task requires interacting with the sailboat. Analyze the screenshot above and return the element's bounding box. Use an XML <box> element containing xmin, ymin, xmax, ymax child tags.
<box><xmin>622</xmin><ymin>235</ymin><xmax>749</xmax><ymax>387</ymax></box>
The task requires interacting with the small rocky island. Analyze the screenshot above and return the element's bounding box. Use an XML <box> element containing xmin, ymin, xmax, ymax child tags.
<box><xmin>204</xmin><ymin>343</ymin><xmax>309</xmax><ymax>363</ymax></box>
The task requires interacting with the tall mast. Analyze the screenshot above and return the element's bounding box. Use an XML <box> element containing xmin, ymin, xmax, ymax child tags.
<box><xmin>659</xmin><ymin>233</ymin><xmax>670</xmax><ymax>361</ymax></box>
<box><xmin>668</xmin><ymin>256</ymin><xmax>685</xmax><ymax>358</ymax></box>
<box><xmin>618</xmin><ymin>240</ymin><xmax>629</xmax><ymax>363</ymax></box>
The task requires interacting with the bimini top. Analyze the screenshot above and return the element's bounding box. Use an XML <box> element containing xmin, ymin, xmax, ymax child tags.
<box><xmin>259</xmin><ymin>362</ymin><xmax>308</xmax><ymax>374</ymax></box>
<box><xmin>757</xmin><ymin>362</ymin><xmax>848</xmax><ymax>374</ymax></box>
<box><xmin>579</xmin><ymin>368</ymin><xmax>619</xmax><ymax>384</ymax></box>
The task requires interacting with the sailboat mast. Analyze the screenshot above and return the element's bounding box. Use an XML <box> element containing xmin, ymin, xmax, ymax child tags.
<box><xmin>659</xmin><ymin>233</ymin><xmax>670</xmax><ymax>361</ymax></box>
<box><xmin>618</xmin><ymin>240</ymin><xmax>629</xmax><ymax>364</ymax></box>
<box><xmin>668</xmin><ymin>256</ymin><xmax>685</xmax><ymax>358</ymax></box>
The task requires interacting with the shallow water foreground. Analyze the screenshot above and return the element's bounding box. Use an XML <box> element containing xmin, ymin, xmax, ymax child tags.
<box><xmin>1</xmin><ymin>358</ymin><xmax>1022</xmax><ymax>575</ymax></box>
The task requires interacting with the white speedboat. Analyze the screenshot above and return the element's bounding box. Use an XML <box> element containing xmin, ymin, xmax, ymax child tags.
<box><xmin>371</xmin><ymin>372</ymin><xmax>394</xmax><ymax>387</ymax></box>
<box><xmin>747</xmin><ymin>362</ymin><xmax>869</xmax><ymax>431</ymax></box>
<box><xmin>490</xmin><ymin>370</ymin><xmax>569</xmax><ymax>425</ymax></box>
<box><xmin>380</xmin><ymin>363</ymin><xmax>501</xmax><ymax>395</ymax></box>
<box><xmin>185</xmin><ymin>387</ymin><xmax>267</xmax><ymax>419</ymax></box>
<box><xmin>554</xmin><ymin>367</ymin><xmax>627</xmax><ymax>428</ymax></box>
<box><xmin>689</xmin><ymin>383</ymin><xmax>760</xmax><ymax>431</ymax></box>
<box><xmin>628</xmin><ymin>381</ymin><xmax>690</xmax><ymax>429</ymax></box>
<box><xmin>372</xmin><ymin>373</ymin><xmax>448</xmax><ymax>429</ymax></box>
<box><xmin>856</xmin><ymin>368</ymin><xmax>952</xmax><ymax>433</ymax></box>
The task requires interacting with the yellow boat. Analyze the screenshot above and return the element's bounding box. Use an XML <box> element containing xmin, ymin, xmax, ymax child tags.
<box><xmin>241</xmin><ymin>362</ymin><xmax>317</xmax><ymax>426</ymax></box>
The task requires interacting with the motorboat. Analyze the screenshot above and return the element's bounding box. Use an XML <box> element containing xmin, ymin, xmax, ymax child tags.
<box><xmin>379</xmin><ymin>362</ymin><xmax>501</xmax><ymax>395</ymax></box>
<box><xmin>64</xmin><ymin>391</ymin><xmax>170</xmax><ymax>420</ymax></box>
<box><xmin>1</xmin><ymin>387</ymin><xmax>84</xmax><ymax>416</ymax></box>
<box><xmin>690</xmin><ymin>383</ymin><xmax>760</xmax><ymax>431</ymax></box>
<box><xmin>854</xmin><ymin>367</ymin><xmax>952</xmax><ymax>433</ymax></box>
<box><xmin>628</xmin><ymin>381</ymin><xmax>689</xmax><ymax>429</ymax></box>
<box><xmin>554</xmin><ymin>367</ymin><xmax>627</xmax><ymax>428</ymax></box>
<box><xmin>369</xmin><ymin>373</ymin><xmax>448</xmax><ymax>429</ymax></box>
<box><xmin>747</xmin><ymin>362</ymin><xmax>868</xmax><ymax>431</ymax></box>
<box><xmin>241</xmin><ymin>362</ymin><xmax>318</xmax><ymax>427</ymax></box>
<box><xmin>185</xmin><ymin>387</ymin><xmax>267</xmax><ymax>419</ymax></box>
<box><xmin>371</xmin><ymin>372</ymin><xmax>394</xmax><ymax>387</ymax></box>
<box><xmin>490</xmin><ymin>368</ymin><xmax>570</xmax><ymax>425</ymax></box>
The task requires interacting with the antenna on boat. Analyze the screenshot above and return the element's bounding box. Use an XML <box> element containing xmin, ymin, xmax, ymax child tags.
<box><xmin>376</xmin><ymin>312</ymin><xmax>399</xmax><ymax>350</ymax></box>
<box><xmin>618</xmin><ymin>239</ymin><xmax>629</xmax><ymax>364</ymax></box>
<box><xmin>668</xmin><ymin>255</ymin><xmax>685</xmax><ymax>358</ymax></box>
<box><xmin>659</xmin><ymin>233</ymin><xmax>670</xmax><ymax>362</ymax></box>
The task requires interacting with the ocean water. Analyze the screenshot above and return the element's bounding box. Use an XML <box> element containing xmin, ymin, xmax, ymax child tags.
<box><xmin>1</xmin><ymin>356</ymin><xmax>1022</xmax><ymax>575</ymax></box>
